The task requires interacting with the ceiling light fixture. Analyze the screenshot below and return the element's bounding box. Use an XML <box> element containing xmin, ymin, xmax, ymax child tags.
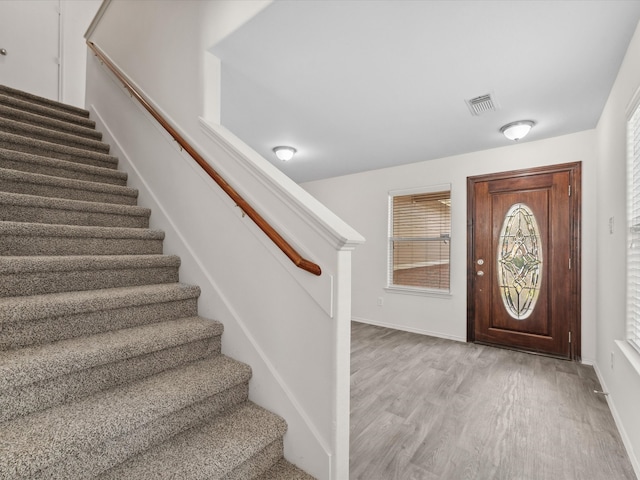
<box><xmin>500</xmin><ymin>120</ymin><xmax>535</xmax><ymax>141</ymax></box>
<box><xmin>273</xmin><ymin>146</ymin><xmax>297</xmax><ymax>161</ymax></box>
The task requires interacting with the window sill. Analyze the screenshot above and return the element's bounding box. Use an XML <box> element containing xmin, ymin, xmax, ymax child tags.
<box><xmin>384</xmin><ymin>286</ymin><xmax>451</xmax><ymax>298</ymax></box>
<box><xmin>615</xmin><ymin>340</ymin><xmax>640</xmax><ymax>378</ymax></box>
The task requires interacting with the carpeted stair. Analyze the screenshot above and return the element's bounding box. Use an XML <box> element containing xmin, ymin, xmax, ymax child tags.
<box><xmin>0</xmin><ymin>84</ymin><xmax>314</xmax><ymax>480</ymax></box>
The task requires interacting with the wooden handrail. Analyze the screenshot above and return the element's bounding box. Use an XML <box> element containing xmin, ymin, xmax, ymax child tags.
<box><xmin>87</xmin><ymin>41</ymin><xmax>321</xmax><ymax>276</ymax></box>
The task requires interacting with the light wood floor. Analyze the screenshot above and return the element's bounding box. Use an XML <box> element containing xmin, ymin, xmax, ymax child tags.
<box><xmin>350</xmin><ymin>322</ymin><xmax>637</xmax><ymax>480</ymax></box>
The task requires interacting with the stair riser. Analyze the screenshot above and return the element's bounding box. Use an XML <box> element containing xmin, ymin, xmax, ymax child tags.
<box><xmin>227</xmin><ymin>440</ymin><xmax>285</xmax><ymax>480</ymax></box>
<box><xmin>0</xmin><ymin>137</ymin><xmax>117</xmax><ymax>170</ymax></box>
<box><xmin>0</xmin><ymin>156</ymin><xmax>127</xmax><ymax>186</ymax></box>
<box><xmin>37</xmin><ymin>383</ymin><xmax>250</xmax><ymax>480</ymax></box>
<box><xmin>0</xmin><ymin>266</ymin><xmax>179</xmax><ymax>297</ymax></box>
<box><xmin>0</xmin><ymin>105</ymin><xmax>102</xmax><ymax>140</ymax></box>
<box><xmin>0</xmin><ymin>296</ymin><xmax>199</xmax><ymax>350</ymax></box>
<box><xmin>0</xmin><ymin>235</ymin><xmax>163</xmax><ymax>256</ymax></box>
<box><xmin>0</xmin><ymin>203</ymin><xmax>150</xmax><ymax>228</ymax></box>
<box><xmin>0</xmin><ymin>177</ymin><xmax>137</xmax><ymax>205</ymax></box>
<box><xmin>0</xmin><ymin>119</ymin><xmax>110</xmax><ymax>154</ymax></box>
<box><xmin>1</xmin><ymin>337</ymin><xmax>221</xmax><ymax>423</ymax></box>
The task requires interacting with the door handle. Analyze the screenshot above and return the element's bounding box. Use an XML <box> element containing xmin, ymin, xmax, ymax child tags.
<box><xmin>0</xmin><ymin>49</ymin><xmax>6</xmax><ymax>56</ymax></box>
<box><xmin>477</xmin><ymin>270</ymin><xmax>484</xmax><ymax>276</ymax></box>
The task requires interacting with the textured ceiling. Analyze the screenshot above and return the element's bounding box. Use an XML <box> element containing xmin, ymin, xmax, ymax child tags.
<box><xmin>212</xmin><ymin>0</ymin><xmax>640</xmax><ymax>183</ymax></box>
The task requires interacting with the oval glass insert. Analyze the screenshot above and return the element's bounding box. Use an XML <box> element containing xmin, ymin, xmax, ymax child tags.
<box><xmin>497</xmin><ymin>203</ymin><xmax>543</xmax><ymax>320</ymax></box>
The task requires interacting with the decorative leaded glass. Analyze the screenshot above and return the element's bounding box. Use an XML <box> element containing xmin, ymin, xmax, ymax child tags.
<box><xmin>497</xmin><ymin>203</ymin><xmax>542</xmax><ymax>320</ymax></box>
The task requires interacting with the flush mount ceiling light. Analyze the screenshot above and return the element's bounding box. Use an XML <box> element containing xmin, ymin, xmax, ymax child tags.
<box><xmin>500</xmin><ymin>120</ymin><xmax>535</xmax><ymax>141</ymax></box>
<box><xmin>272</xmin><ymin>146</ymin><xmax>297</xmax><ymax>161</ymax></box>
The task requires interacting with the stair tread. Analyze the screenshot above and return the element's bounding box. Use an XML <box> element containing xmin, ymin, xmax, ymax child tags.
<box><xmin>0</xmin><ymin>316</ymin><xmax>223</xmax><ymax>388</ymax></box>
<box><xmin>0</xmin><ymin>116</ymin><xmax>110</xmax><ymax>153</ymax></box>
<box><xmin>0</xmin><ymin>85</ymin><xmax>90</xmax><ymax>118</ymax></box>
<box><xmin>257</xmin><ymin>459</ymin><xmax>317</xmax><ymax>480</ymax></box>
<box><xmin>0</xmin><ymin>190</ymin><xmax>150</xmax><ymax>216</ymax></box>
<box><xmin>0</xmin><ymin>282</ymin><xmax>200</xmax><ymax>326</ymax></box>
<box><xmin>0</xmin><ymin>130</ymin><xmax>118</xmax><ymax>167</ymax></box>
<box><xmin>0</xmin><ymin>93</ymin><xmax>94</xmax><ymax>129</ymax></box>
<box><xmin>0</xmin><ymin>147</ymin><xmax>127</xmax><ymax>184</ymax></box>
<box><xmin>0</xmin><ymin>103</ymin><xmax>102</xmax><ymax>140</ymax></box>
<box><xmin>0</xmin><ymin>167</ymin><xmax>137</xmax><ymax>197</ymax></box>
<box><xmin>0</xmin><ymin>221</ymin><xmax>164</xmax><ymax>240</ymax></box>
<box><xmin>99</xmin><ymin>402</ymin><xmax>287</xmax><ymax>480</ymax></box>
<box><xmin>0</xmin><ymin>253</ymin><xmax>180</xmax><ymax>273</ymax></box>
<box><xmin>0</xmin><ymin>355</ymin><xmax>252</xmax><ymax>478</ymax></box>
<box><xmin>0</xmin><ymin>255</ymin><xmax>180</xmax><ymax>297</ymax></box>
<box><xmin>0</xmin><ymin>221</ymin><xmax>164</xmax><ymax>257</ymax></box>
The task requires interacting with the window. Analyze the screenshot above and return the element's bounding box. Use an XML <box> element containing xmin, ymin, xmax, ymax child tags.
<box><xmin>388</xmin><ymin>185</ymin><xmax>451</xmax><ymax>293</ymax></box>
<box><xmin>627</xmin><ymin>98</ymin><xmax>640</xmax><ymax>354</ymax></box>
<box><xmin>497</xmin><ymin>203</ymin><xmax>543</xmax><ymax>320</ymax></box>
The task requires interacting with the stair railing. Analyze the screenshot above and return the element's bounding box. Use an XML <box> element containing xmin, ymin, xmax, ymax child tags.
<box><xmin>87</xmin><ymin>40</ymin><xmax>321</xmax><ymax>276</ymax></box>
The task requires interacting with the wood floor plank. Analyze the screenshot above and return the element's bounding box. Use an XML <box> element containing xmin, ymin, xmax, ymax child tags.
<box><xmin>350</xmin><ymin>321</ymin><xmax>637</xmax><ymax>480</ymax></box>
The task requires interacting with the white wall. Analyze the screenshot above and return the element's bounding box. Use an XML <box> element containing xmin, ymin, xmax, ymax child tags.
<box><xmin>89</xmin><ymin>0</ymin><xmax>270</xmax><ymax>132</ymax></box>
<box><xmin>0</xmin><ymin>0</ymin><xmax>100</xmax><ymax>106</ymax></box>
<box><xmin>86</xmin><ymin>2</ymin><xmax>363</xmax><ymax>478</ymax></box>
<box><xmin>0</xmin><ymin>0</ymin><xmax>60</xmax><ymax>100</ymax></box>
<box><xmin>303</xmin><ymin>130</ymin><xmax>598</xmax><ymax>361</ymax></box>
<box><xmin>60</xmin><ymin>0</ymin><xmax>102</xmax><ymax>107</ymax></box>
<box><xmin>595</xmin><ymin>20</ymin><xmax>640</xmax><ymax>476</ymax></box>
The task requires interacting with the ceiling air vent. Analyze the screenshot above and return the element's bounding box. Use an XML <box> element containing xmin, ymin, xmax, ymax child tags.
<box><xmin>466</xmin><ymin>93</ymin><xmax>498</xmax><ymax>116</ymax></box>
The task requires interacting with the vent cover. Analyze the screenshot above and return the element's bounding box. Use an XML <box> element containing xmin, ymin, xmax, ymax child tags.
<box><xmin>466</xmin><ymin>93</ymin><xmax>498</xmax><ymax>116</ymax></box>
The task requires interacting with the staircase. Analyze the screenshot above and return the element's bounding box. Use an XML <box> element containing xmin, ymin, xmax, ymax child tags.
<box><xmin>0</xmin><ymin>84</ymin><xmax>315</xmax><ymax>480</ymax></box>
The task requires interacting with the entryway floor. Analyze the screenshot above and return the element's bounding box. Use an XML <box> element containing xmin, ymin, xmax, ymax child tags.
<box><xmin>350</xmin><ymin>322</ymin><xmax>636</xmax><ymax>480</ymax></box>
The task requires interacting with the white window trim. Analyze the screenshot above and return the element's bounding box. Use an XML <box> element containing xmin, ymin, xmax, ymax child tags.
<box><xmin>626</xmin><ymin>83</ymin><xmax>640</xmax><ymax>357</ymax></box>
<box><xmin>387</xmin><ymin>183</ymin><xmax>452</xmax><ymax>295</ymax></box>
<box><xmin>384</xmin><ymin>285</ymin><xmax>452</xmax><ymax>298</ymax></box>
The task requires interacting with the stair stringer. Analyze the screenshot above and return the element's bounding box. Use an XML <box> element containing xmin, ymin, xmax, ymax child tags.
<box><xmin>86</xmin><ymin>69</ymin><xmax>345</xmax><ymax>479</ymax></box>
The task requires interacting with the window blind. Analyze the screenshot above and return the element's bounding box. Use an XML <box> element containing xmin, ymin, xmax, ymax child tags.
<box><xmin>389</xmin><ymin>189</ymin><xmax>451</xmax><ymax>291</ymax></box>
<box><xmin>627</xmin><ymin>100</ymin><xmax>640</xmax><ymax>354</ymax></box>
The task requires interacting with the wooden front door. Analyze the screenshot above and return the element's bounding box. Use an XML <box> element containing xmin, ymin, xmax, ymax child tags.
<box><xmin>467</xmin><ymin>162</ymin><xmax>581</xmax><ymax>359</ymax></box>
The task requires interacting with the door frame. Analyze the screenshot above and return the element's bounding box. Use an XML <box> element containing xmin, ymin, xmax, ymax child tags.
<box><xmin>466</xmin><ymin>162</ymin><xmax>582</xmax><ymax>360</ymax></box>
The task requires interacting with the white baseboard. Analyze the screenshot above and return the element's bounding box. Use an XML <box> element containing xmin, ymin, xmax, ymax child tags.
<box><xmin>351</xmin><ymin>316</ymin><xmax>466</xmax><ymax>343</ymax></box>
<box><xmin>592</xmin><ymin>361</ymin><xmax>640</xmax><ymax>479</ymax></box>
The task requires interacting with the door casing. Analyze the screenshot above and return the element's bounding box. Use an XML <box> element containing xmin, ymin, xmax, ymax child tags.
<box><xmin>466</xmin><ymin>162</ymin><xmax>582</xmax><ymax>360</ymax></box>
